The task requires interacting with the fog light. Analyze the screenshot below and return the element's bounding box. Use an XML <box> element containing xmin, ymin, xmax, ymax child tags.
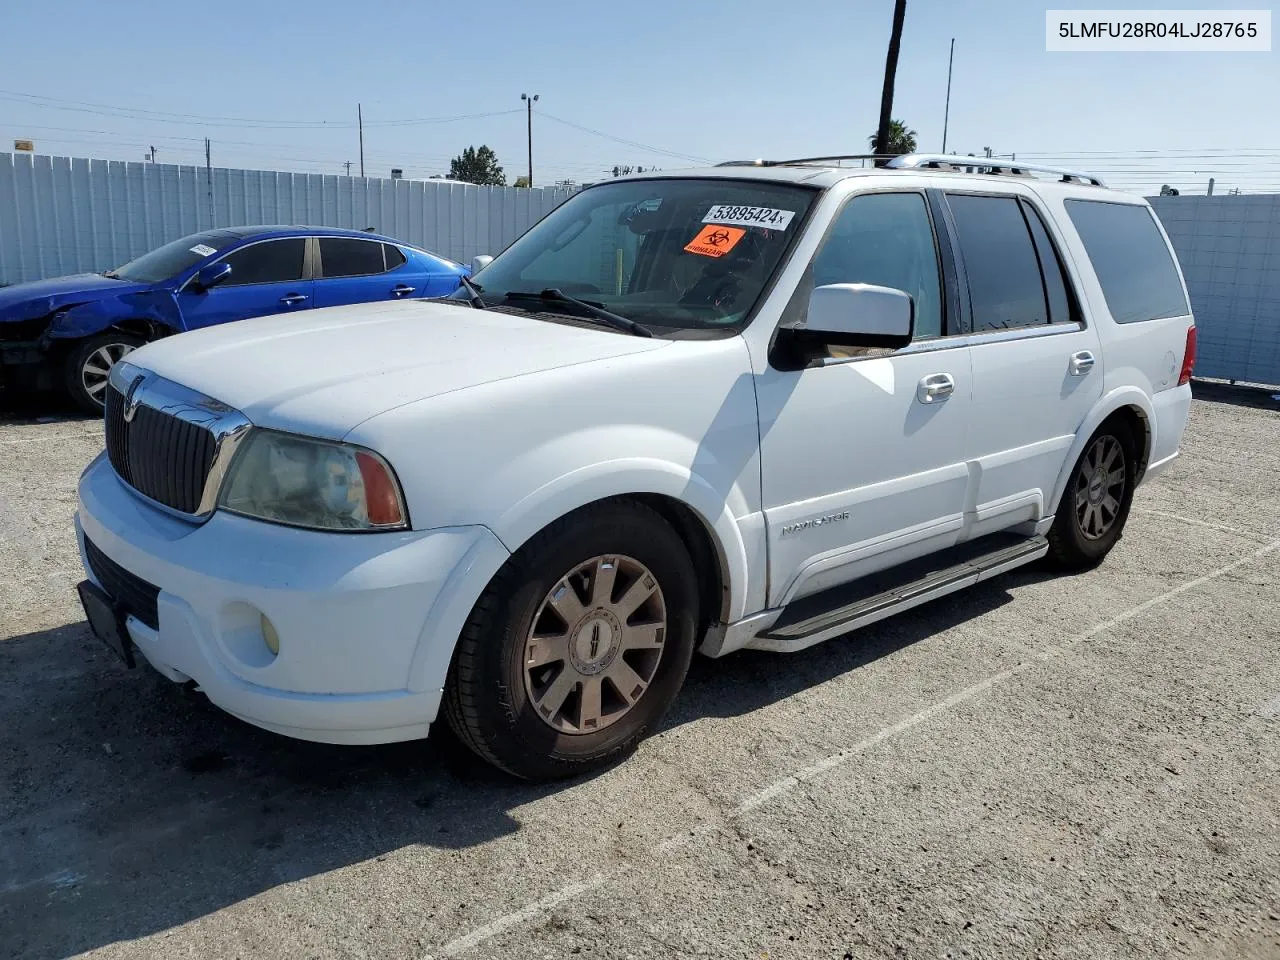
<box><xmin>261</xmin><ymin>614</ymin><xmax>280</xmax><ymax>656</ymax></box>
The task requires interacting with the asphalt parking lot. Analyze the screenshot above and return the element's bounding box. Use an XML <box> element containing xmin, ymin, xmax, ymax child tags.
<box><xmin>1</xmin><ymin>383</ymin><xmax>1278</xmax><ymax>960</ymax></box>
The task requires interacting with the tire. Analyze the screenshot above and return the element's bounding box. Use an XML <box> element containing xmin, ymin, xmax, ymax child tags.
<box><xmin>1046</xmin><ymin>420</ymin><xmax>1138</xmax><ymax>571</ymax></box>
<box><xmin>64</xmin><ymin>332</ymin><xmax>144</xmax><ymax>414</ymax></box>
<box><xmin>443</xmin><ymin>500</ymin><xmax>699</xmax><ymax>781</ymax></box>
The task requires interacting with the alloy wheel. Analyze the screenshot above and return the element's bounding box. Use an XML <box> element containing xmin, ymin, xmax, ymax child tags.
<box><xmin>1074</xmin><ymin>434</ymin><xmax>1126</xmax><ymax>540</ymax></box>
<box><xmin>81</xmin><ymin>342</ymin><xmax>136</xmax><ymax>404</ymax></box>
<box><xmin>523</xmin><ymin>554</ymin><xmax>667</xmax><ymax>735</ymax></box>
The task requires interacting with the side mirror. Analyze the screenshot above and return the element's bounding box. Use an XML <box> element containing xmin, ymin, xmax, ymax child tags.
<box><xmin>471</xmin><ymin>255</ymin><xmax>493</xmax><ymax>274</ymax></box>
<box><xmin>193</xmin><ymin>262</ymin><xmax>232</xmax><ymax>292</ymax></box>
<box><xmin>802</xmin><ymin>283</ymin><xmax>914</xmax><ymax>349</ymax></box>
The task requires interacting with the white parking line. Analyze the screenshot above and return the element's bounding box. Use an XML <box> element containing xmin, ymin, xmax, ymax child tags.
<box><xmin>427</xmin><ymin>536</ymin><xmax>1280</xmax><ymax>959</ymax></box>
<box><xmin>1133</xmin><ymin>507</ymin><xmax>1268</xmax><ymax>542</ymax></box>
<box><xmin>0</xmin><ymin>430</ymin><xmax>101</xmax><ymax>446</ymax></box>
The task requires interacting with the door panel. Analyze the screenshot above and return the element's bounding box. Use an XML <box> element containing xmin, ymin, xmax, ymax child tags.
<box><xmin>312</xmin><ymin>238</ymin><xmax>416</xmax><ymax>309</ymax></box>
<box><xmin>756</xmin><ymin>191</ymin><xmax>971</xmax><ymax>607</ymax></box>
<box><xmin>944</xmin><ymin>193</ymin><xmax>1103</xmax><ymax>528</ymax></box>
<box><xmin>757</xmin><ymin>349</ymin><xmax>972</xmax><ymax>604</ymax></box>
<box><xmin>966</xmin><ymin>328</ymin><xmax>1101</xmax><ymax>532</ymax></box>
<box><xmin>177</xmin><ymin>238</ymin><xmax>311</xmax><ymax>330</ymax></box>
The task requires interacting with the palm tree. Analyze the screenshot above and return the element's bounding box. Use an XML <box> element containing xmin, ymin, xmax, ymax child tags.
<box><xmin>867</xmin><ymin>120</ymin><xmax>918</xmax><ymax>157</ymax></box>
<box><xmin>873</xmin><ymin>0</ymin><xmax>909</xmax><ymax>162</ymax></box>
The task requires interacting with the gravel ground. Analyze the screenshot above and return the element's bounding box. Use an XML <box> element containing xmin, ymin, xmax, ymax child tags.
<box><xmin>1</xmin><ymin>382</ymin><xmax>1278</xmax><ymax>960</ymax></box>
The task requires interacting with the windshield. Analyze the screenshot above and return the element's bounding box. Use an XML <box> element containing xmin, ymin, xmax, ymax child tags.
<box><xmin>111</xmin><ymin>230</ymin><xmax>240</xmax><ymax>283</ymax></box>
<box><xmin>457</xmin><ymin>178</ymin><xmax>817</xmax><ymax>332</ymax></box>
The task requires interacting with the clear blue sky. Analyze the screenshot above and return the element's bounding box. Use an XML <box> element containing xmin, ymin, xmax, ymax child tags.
<box><xmin>2</xmin><ymin>0</ymin><xmax>1277</xmax><ymax>194</ymax></box>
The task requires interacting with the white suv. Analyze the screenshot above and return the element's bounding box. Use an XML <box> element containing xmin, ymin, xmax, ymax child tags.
<box><xmin>73</xmin><ymin>155</ymin><xmax>1196</xmax><ymax>780</ymax></box>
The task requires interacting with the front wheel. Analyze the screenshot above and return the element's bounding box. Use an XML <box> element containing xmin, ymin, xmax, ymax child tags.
<box><xmin>1046</xmin><ymin>422</ymin><xmax>1138</xmax><ymax>570</ymax></box>
<box><xmin>64</xmin><ymin>332</ymin><xmax>144</xmax><ymax>414</ymax></box>
<box><xmin>443</xmin><ymin>500</ymin><xmax>699</xmax><ymax>781</ymax></box>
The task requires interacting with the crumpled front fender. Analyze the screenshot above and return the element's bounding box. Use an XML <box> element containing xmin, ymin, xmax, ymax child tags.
<box><xmin>43</xmin><ymin>290</ymin><xmax>183</xmax><ymax>340</ymax></box>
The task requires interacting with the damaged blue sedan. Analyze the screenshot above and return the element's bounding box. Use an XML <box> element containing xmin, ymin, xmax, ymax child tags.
<box><xmin>0</xmin><ymin>226</ymin><xmax>469</xmax><ymax>411</ymax></box>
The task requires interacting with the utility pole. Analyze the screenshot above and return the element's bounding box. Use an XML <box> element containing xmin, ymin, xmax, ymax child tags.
<box><xmin>941</xmin><ymin>38</ymin><xmax>955</xmax><ymax>154</ymax></box>
<box><xmin>874</xmin><ymin>0</ymin><xmax>908</xmax><ymax>164</ymax></box>
<box><xmin>358</xmin><ymin>103</ymin><xmax>364</xmax><ymax>177</ymax></box>
<box><xmin>344</xmin><ymin>161</ymin><xmax>352</xmax><ymax>176</ymax></box>
<box><xmin>204</xmin><ymin>138</ymin><xmax>213</xmax><ymax>227</ymax></box>
<box><xmin>521</xmin><ymin>92</ymin><xmax>539</xmax><ymax>186</ymax></box>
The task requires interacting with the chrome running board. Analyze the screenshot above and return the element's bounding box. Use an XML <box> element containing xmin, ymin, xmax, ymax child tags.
<box><xmin>747</xmin><ymin>533</ymin><xmax>1048</xmax><ymax>654</ymax></box>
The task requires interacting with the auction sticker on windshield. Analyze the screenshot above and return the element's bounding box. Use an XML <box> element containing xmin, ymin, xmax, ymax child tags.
<box><xmin>189</xmin><ymin>244</ymin><xmax>218</xmax><ymax>257</ymax></box>
<box><xmin>685</xmin><ymin>225</ymin><xmax>746</xmax><ymax>258</ymax></box>
<box><xmin>703</xmin><ymin>205</ymin><xmax>795</xmax><ymax>230</ymax></box>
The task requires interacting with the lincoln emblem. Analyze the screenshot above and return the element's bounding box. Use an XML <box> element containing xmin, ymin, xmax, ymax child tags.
<box><xmin>122</xmin><ymin>374</ymin><xmax>146</xmax><ymax>423</ymax></box>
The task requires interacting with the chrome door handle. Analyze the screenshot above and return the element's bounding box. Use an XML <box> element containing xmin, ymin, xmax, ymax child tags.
<box><xmin>391</xmin><ymin>285</ymin><xmax>416</xmax><ymax>297</ymax></box>
<box><xmin>1069</xmin><ymin>351</ymin><xmax>1096</xmax><ymax>376</ymax></box>
<box><xmin>279</xmin><ymin>294</ymin><xmax>309</xmax><ymax>306</ymax></box>
<box><xmin>917</xmin><ymin>373</ymin><xmax>955</xmax><ymax>404</ymax></box>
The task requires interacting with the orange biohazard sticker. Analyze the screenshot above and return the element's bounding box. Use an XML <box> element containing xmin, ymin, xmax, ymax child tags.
<box><xmin>684</xmin><ymin>224</ymin><xmax>745</xmax><ymax>258</ymax></box>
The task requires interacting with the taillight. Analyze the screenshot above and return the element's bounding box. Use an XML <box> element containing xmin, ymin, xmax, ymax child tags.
<box><xmin>1178</xmin><ymin>325</ymin><xmax>1196</xmax><ymax>386</ymax></box>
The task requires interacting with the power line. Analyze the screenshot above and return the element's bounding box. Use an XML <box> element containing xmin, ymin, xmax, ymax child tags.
<box><xmin>537</xmin><ymin>111</ymin><xmax>713</xmax><ymax>164</ymax></box>
<box><xmin>0</xmin><ymin>89</ymin><xmax>523</xmax><ymax>129</ymax></box>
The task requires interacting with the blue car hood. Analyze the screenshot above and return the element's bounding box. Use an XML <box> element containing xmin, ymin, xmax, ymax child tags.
<box><xmin>0</xmin><ymin>273</ymin><xmax>152</xmax><ymax>323</ymax></box>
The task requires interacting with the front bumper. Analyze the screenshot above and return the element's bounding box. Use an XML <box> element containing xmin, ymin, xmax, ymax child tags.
<box><xmin>76</xmin><ymin>452</ymin><xmax>510</xmax><ymax>744</ymax></box>
<box><xmin>0</xmin><ymin>339</ymin><xmax>56</xmax><ymax>396</ymax></box>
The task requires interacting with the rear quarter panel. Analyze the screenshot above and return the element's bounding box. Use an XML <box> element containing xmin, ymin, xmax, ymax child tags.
<box><xmin>1032</xmin><ymin>187</ymin><xmax>1195</xmax><ymax>476</ymax></box>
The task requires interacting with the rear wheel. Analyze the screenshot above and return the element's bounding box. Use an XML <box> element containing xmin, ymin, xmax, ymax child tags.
<box><xmin>443</xmin><ymin>500</ymin><xmax>699</xmax><ymax>781</ymax></box>
<box><xmin>1046</xmin><ymin>422</ymin><xmax>1137</xmax><ymax>570</ymax></box>
<box><xmin>64</xmin><ymin>332</ymin><xmax>144</xmax><ymax>414</ymax></box>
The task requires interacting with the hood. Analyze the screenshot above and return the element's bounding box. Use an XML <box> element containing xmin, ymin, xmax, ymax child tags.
<box><xmin>127</xmin><ymin>299</ymin><xmax>671</xmax><ymax>438</ymax></box>
<box><xmin>0</xmin><ymin>273</ymin><xmax>150</xmax><ymax>322</ymax></box>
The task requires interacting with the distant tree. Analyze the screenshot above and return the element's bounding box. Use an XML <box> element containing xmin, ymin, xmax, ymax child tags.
<box><xmin>866</xmin><ymin>120</ymin><xmax>917</xmax><ymax>157</ymax></box>
<box><xmin>873</xmin><ymin>0</ymin><xmax>909</xmax><ymax>162</ymax></box>
<box><xmin>611</xmin><ymin>165</ymin><xmax>651</xmax><ymax>177</ymax></box>
<box><xmin>449</xmin><ymin>146</ymin><xmax>505</xmax><ymax>186</ymax></box>
<box><xmin>513</xmin><ymin>175</ymin><xmax>531</xmax><ymax>188</ymax></box>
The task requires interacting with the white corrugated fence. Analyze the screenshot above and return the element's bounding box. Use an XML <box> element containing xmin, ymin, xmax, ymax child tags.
<box><xmin>0</xmin><ymin>152</ymin><xmax>575</xmax><ymax>285</ymax></box>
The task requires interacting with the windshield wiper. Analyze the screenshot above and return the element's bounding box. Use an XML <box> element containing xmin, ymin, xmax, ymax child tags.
<box><xmin>505</xmin><ymin>289</ymin><xmax>652</xmax><ymax>338</ymax></box>
<box><xmin>457</xmin><ymin>275</ymin><xmax>486</xmax><ymax>309</ymax></box>
<box><xmin>102</xmin><ymin>270</ymin><xmax>120</xmax><ymax>279</ymax></box>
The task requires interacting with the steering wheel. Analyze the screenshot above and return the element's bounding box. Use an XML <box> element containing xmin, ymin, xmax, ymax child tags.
<box><xmin>678</xmin><ymin>263</ymin><xmax>740</xmax><ymax>320</ymax></box>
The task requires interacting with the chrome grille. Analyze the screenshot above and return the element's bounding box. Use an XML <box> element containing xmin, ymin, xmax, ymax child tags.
<box><xmin>102</xmin><ymin>363</ymin><xmax>250</xmax><ymax>519</ymax></box>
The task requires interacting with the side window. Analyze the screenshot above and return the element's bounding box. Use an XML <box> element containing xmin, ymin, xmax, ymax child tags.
<box><xmin>1064</xmin><ymin>199</ymin><xmax>1190</xmax><ymax>323</ymax></box>
<box><xmin>219</xmin><ymin>239</ymin><xmax>306</xmax><ymax>286</ymax></box>
<box><xmin>383</xmin><ymin>244</ymin><xmax>407</xmax><ymax>270</ymax></box>
<box><xmin>319</xmin><ymin>237</ymin><xmax>388</xmax><ymax>278</ymax></box>
<box><xmin>1019</xmin><ymin>199</ymin><xmax>1075</xmax><ymax>325</ymax></box>
<box><xmin>810</xmin><ymin>192</ymin><xmax>944</xmax><ymax>339</ymax></box>
<box><xmin>946</xmin><ymin>194</ymin><xmax>1049</xmax><ymax>330</ymax></box>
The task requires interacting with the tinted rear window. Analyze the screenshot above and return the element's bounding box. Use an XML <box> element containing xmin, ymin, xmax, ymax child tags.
<box><xmin>1064</xmin><ymin>200</ymin><xmax>1189</xmax><ymax>323</ymax></box>
<box><xmin>383</xmin><ymin>244</ymin><xmax>407</xmax><ymax>269</ymax></box>
<box><xmin>320</xmin><ymin>237</ymin><xmax>387</xmax><ymax>277</ymax></box>
<box><xmin>947</xmin><ymin>194</ymin><xmax>1049</xmax><ymax>331</ymax></box>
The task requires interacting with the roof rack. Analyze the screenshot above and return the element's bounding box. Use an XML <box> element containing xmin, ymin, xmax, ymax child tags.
<box><xmin>713</xmin><ymin>153</ymin><xmax>1106</xmax><ymax>187</ymax></box>
<box><xmin>885</xmin><ymin>154</ymin><xmax>1107</xmax><ymax>187</ymax></box>
<box><xmin>771</xmin><ymin>154</ymin><xmax>887</xmax><ymax>166</ymax></box>
<box><xmin>716</xmin><ymin>155</ymin><xmax>888</xmax><ymax>168</ymax></box>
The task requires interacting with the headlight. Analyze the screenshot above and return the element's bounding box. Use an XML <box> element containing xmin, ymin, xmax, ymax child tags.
<box><xmin>218</xmin><ymin>429</ymin><xmax>408</xmax><ymax>532</ymax></box>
